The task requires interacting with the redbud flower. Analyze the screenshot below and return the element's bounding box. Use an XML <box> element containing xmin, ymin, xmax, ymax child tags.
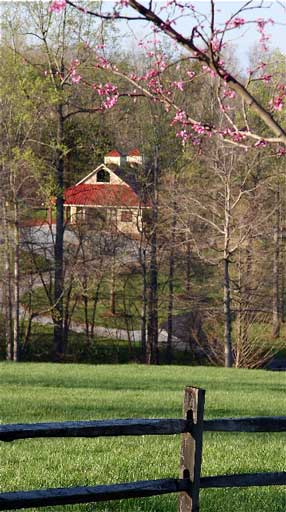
<box><xmin>49</xmin><ymin>0</ymin><xmax>66</xmax><ymax>13</ymax></box>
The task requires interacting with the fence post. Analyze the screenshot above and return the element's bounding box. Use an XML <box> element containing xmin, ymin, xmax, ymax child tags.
<box><xmin>179</xmin><ymin>386</ymin><xmax>205</xmax><ymax>512</ymax></box>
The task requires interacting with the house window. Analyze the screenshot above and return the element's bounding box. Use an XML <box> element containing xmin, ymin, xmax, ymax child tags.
<box><xmin>121</xmin><ymin>210</ymin><xmax>133</xmax><ymax>222</ymax></box>
<box><xmin>76</xmin><ymin>207</ymin><xmax>85</xmax><ymax>220</ymax></box>
<box><xmin>97</xmin><ymin>169</ymin><xmax>110</xmax><ymax>183</ymax></box>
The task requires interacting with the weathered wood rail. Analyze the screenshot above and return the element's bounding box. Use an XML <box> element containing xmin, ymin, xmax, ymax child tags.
<box><xmin>0</xmin><ymin>386</ymin><xmax>285</xmax><ymax>511</ymax></box>
<box><xmin>2</xmin><ymin>416</ymin><xmax>286</xmax><ymax>443</ymax></box>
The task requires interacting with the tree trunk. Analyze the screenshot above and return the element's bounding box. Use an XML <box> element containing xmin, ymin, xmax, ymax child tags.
<box><xmin>83</xmin><ymin>293</ymin><xmax>90</xmax><ymax>341</ymax></box>
<box><xmin>272</xmin><ymin>191</ymin><xmax>281</xmax><ymax>338</ymax></box>
<box><xmin>63</xmin><ymin>279</ymin><xmax>74</xmax><ymax>349</ymax></box>
<box><xmin>223</xmin><ymin>177</ymin><xmax>233</xmax><ymax>368</ymax></box>
<box><xmin>224</xmin><ymin>256</ymin><xmax>233</xmax><ymax>367</ymax></box>
<box><xmin>146</xmin><ymin>155</ymin><xmax>159</xmax><ymax>365</ymax></box>
<box><xmin>53</xmin><ymin>103</ymin><xmax>65</xmax><ymax>360</ymax></box>
<box><xmin>22</xmin><ymin>278</ymin><xmax>36</xmax><ymax>355</ymax></box>
<box><xmin>3</xmin><ymin>201</ymin><xmax>13</xmax><ymax>360</ymax></box>
<box><xmin>122</xmin><ymin>280</ymin><xmax>133</xmax><ymax>357</ymax></box>
<box><xmin>236</xmin><ymin>247</ymin><xmax>249</xmax><ymax>368</ymax></box>
<box><xmin>139</xmin><ymin>246</ymin><xmax>147</xmax><ymax>358</ymax></box>
<box><xmin>13</xmin><ymin>199</ymin><xmax>20</xmax><ymax>362</ymax></box>
<box><xmin>167</xmin><ymin>194</ymin><xmax>177</xmax><ymax>364</ymax></box>
<box><xmin>90</xmin><ymin>282</ymin><xmax>101</xmax><ymax>339</ymax></box>
<box><xmin>185</xmin><ymin>237</ymin><xmax>191</xmax><ymax>296</ymax></box>
<box><xmin>147</xmin><ymin>235</ymin><xmax>158</xmax><ymax>364</ymax></box>
<box><xmin>110</xmin><ymin>251</ymin><xmax>116</xmax><ymax>315</ymax></box>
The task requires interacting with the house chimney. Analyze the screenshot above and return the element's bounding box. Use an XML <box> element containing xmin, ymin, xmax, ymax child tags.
<box><xmin>126</xmin><ymin>148</ymin><xmax>143</xmax><ymax>166</ymax></box>
<box><xmin>104</xmin><ymin>150</ymin><xmax>122</xmax><ymax>167</ymax></box>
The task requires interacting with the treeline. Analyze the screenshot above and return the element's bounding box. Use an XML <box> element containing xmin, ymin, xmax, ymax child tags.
<box><xmin>0</xmin><ymin>2</ymin><xmax>285</xmax><ymax>367</ymax></box>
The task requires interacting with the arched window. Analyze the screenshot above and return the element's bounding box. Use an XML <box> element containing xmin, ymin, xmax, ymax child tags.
<box><xmin>97</xmin><ymin>169</ymin><xmax>110</xmax><ymax>183</ymax></box>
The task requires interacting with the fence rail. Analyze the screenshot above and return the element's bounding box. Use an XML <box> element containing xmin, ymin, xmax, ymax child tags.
<box><xmin>2</xmin><ymin>415</ymin><xmax>285</xmax><ymax>443</ymax></box>
<box><xmin>0</xmin><ymin>479</ymin><xmax>190</xmax><ymax>510</ymax></box>
<box><xmin>0</xmin><ymin>418</ymin><xmax>191</xmax><ymax>442</ymax></box>
<box><xmin>1</xmin><ymin>387</ymin><xmax>285</xmax><ymax>511</ymax></box>
<box><xmin>200</xmin><ymin>472</ymin><xmax>286</xmax><ymax>488</ymax></box>
<box><xmin>203</xmin><ymin>416</ymin><xmax>286</xmax><ymax>432</ymax></box>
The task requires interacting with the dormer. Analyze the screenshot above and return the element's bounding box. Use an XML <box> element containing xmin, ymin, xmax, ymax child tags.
<box><xmin>96</xmin><ymin>168</ymin><xmax>110</xmax><ymax>183</ymax></box>
<box><xmin>76</xmin><ymin>164</ymin><xmax>125</xmax><ymax>186</ymax></box>
<box><xmin>126</xmin><ymin>148</ymin><xmax>143</xmax><ymax>166</ymax></box>
<box><xmin>104</xmin><ymin>150</ymin><xmax>123</xmax><ymax>167</ymax></box>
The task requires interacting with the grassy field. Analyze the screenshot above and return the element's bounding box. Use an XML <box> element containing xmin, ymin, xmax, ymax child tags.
<box><xmin>0</xmin><ymin>363</ymin><xmax>285</xmax><ymax>512</ymax></box>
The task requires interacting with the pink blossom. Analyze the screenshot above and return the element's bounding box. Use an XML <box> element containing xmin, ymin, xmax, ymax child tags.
<box><xmin>129</xmin><ymin>72</ymin><xmax>139</xmax><ymax>81</ymax></box>
<box><xmin>192</xmin><ymin>124</ymin><xmax>207</xmax><ymax>135</ymax></box>
<box><xmin>69</xmin><ymin>60</ymin><xmax>81</xmax><ymax>84</ymax></box>
<box><xmin>277</xmin><ymin>147</ymin><xmax>286</xmax><ymax>157</ymax></box>
<box><xmin>261</xmin><ymin>74</ymin><xmax>272</xmax><ymax>83</ymax></box>
<box><xmin>176</xmin><ymin>130</ymin><xmax>191</xmax><ymax>142</ymax></box>
<box><xmin>257</xmin><ymin>62</ymin><xmax>266</xmax><ymax>70</ymax></box>
<box><xmin>95</xmin><ymin>57</ymin><xmax>110</xmax><ymax>70</ymax></box>
<box><xmin>96</xmin><ymin>83</ymin><xmax>118</xmax><ymax>96</ymax></box>
<box><xmin>104</xmin><ymin>83</ymin><xmax>118</xmax><ymax>95</ymax></box>
<box><xmin>231</xmin><ymin>17</ymin><xmax>245</xmax><ymax>28</ymax></box>
<box><xmin>256</xmin><ymin>18</ymin><xmax>272</xmax><ymax>52</ymax></box>
<box><xmin>270</xmin><ymin>96</ymin><xmax>284</xmax><ymax>111</ymax></box>
<box><xmin>161</xmin><ymin>0</ymin><xmax>194</xmax><ymax>11</ymax></box>
<box><xmin>103</xmin><ymin>96</ymin><xmax>118</xmax><ymax>109</ymax></box>
<box><xmin>231</xmin><ymin>132</ymin><xmax>245</xmax><ymax>143</ymax></box>
<box><xmin>186</xmin><ymin>70</ymin><xmax>195</xmax><ymax>79</ymax></box>
<box><xmin>155</xmin><ymin>54</ymin><xmax>167</xmax><ymax>72</ymax></box>
<box><xmin>219</xmin><ymin>104</ymin><xmax>230</xmax><ymax>113</ymax></box>
<box><xmin>202</xmin><ymin>65</ymin><xmax>216</xmax><ymax>78</ymax></box>
<box><xmin>256</xmin><ymin>18</ymin><xmax>267</xmax><ymax>30</ymax></box>
<box><xmin>254</xmin><ymin>140</ymin><xmax>268</xmax><ymax>148</ymax></box>
<box><xmin>71</xmin><ymin>70</ymin><xmax>81</xmax><ymax>84</ymax></box>
<box><xmin>211</xmin><ymin>38</ymin><xmax>221</xmax><ymax>53</ymax></box>
<box><xmin>223</xmin><ymin>88</ymin><xmax>236</xmax><ymax>99</ymax></box>
<box><xmin>161</xmin><ymin>18</ymin><xmax>176</xmax><ymax>29</ymax></box>
<box><xmin>71</xmin><ymin>59</ymin><xmax>80</xmax><ymax>68</ymax></box>
<box><xmin>173</xmin><ymin>80</ymin><xmax>184</xmax><ymax>91</ymax></box>
<box><xmin>171</xmin><ymin>110</ymin><xmax>188</xmax><ymax>125</ymax></box>
<box><xmin>49</xmin><ymin>0</ymin><xmax>66</xmax><ymax>13</ymax></box>
<box><xmin>143</xmin><ymin>69</ymin><xmax>159</xmax><ymax>80</ymax></box>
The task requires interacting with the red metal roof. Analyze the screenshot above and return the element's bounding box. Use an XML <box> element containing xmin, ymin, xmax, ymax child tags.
<box><xmin>106</xmin><ymin>150</ymin><xmax>121</xmax><ymax>157</ymax></box>
<box><xmin>128</xmin><ymin>148</ymin><xmax>140</xmax><ymax>156</ymax></box>
<box><xmin>64</xmin><ymin>184</ymin><xmax>141</xmax><ymax>207</ymax></box>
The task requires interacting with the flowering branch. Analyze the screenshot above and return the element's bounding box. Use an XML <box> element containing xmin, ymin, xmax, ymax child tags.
<box><xmin>49</xmin><ymin>0</ymin><xmax>286</xmax><ymax>147</ymax></box>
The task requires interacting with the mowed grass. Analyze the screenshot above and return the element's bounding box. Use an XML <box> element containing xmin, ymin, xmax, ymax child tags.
<box><xmin>0</xmin><ymin>363</ymin><xmax>285</xmax><ymax>512</ymax></box>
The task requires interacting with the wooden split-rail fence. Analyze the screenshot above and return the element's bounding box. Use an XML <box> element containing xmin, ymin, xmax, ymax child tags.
<box><xmin>0</xmin><ymin>386</ymin><xmax>286</xmax><ymax>511</ymax></box>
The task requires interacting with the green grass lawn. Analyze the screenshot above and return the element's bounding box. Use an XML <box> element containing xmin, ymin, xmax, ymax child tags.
<box><xmin>0</xmin><ymin>363</ymin><xmax>285</xmax><ymax>512</ymax></box>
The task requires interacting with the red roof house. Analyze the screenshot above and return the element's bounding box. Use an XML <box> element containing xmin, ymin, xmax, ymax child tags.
<box><xmin>64</xmin><ymin>150</ymin><xmax>148</xmax><ymax>234</ymax></box>
<box><xmin>64</xmin><ymin>184</ymin><xmax>141</xmax><ymax>208</ymax></box>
